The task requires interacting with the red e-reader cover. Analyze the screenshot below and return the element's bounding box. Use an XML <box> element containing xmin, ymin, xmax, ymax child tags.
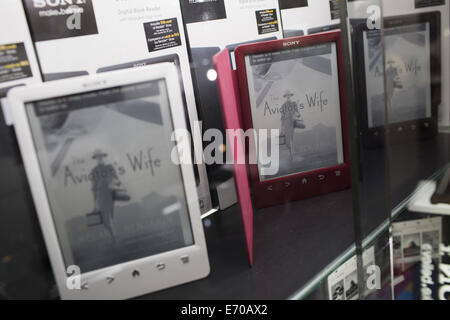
<box><xmin>213</xmin><ymin>49</ymin><xmax>253</xmax><ymax>266</ymax></box>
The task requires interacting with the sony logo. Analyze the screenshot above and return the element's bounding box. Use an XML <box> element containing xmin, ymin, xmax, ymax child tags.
<box><xmin>82</xmin><ymin>80</ymin><xmax>107</xmax><ymax>89</ymax></box>
<box><xmin>31</xmin><ymin>0</ymin><xmax>86</xmax><ymax>8</ymax></box>
<box><xmin>283</xmin><ymin>40</ymin><xmax>300</xmax><ymax>47</ymax></box>
<box><xmin>133</xmin><ymin>63</ymin><xmax>147</xmax><ymax>68</ymax></box>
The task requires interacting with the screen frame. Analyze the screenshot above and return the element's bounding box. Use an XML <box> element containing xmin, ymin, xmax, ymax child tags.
<box><xmin>234</xmin><ymin>32</ymin><xmax>351</xmax><ymax>208</ymax></box>
<box><xmin>351</xmin><ymin>11</ymin><xmax>441</xmax><ymax>148</ymax></box>
<box><xmin>7</xmin><ymin>63</ymin><xmax>210</xmax><ymax>299</ymax></box>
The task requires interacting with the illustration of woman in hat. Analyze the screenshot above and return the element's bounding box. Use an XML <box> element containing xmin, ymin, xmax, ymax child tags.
<box><xmin>385</xmin><ymin>58</ymin><xmax>403</xmax><ymax>115</ymax></box>
<box><xmin>90</xmin><ymin>149</ymin><xmax>124</xmax><ymax>241</ymax></box>
<box><xmin>281</xmin><ymin>90</ymin><xmax>303</xmax><ymax>156</ymax></box>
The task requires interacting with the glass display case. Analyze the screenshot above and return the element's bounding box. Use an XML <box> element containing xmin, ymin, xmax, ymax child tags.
<box><xmin>292</xmin><ymin>0</ymin><xmax>450</xmax><ymax>300</ymax></box>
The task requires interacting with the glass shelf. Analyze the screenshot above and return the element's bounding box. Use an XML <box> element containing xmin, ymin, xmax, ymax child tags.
<box><xmin>290</xmin><ymin>133</ymin><xmax>450</xmax><ymax>300</ymax></box>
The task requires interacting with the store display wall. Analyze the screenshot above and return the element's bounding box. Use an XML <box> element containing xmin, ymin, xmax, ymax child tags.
<box><xmin>0</xmin><ymin>0</ymin><xmax>448</xmax><ymax>300</ymax></box>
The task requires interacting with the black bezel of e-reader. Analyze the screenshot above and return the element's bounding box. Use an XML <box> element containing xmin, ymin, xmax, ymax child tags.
<box><xmin>351</xmin><ymin>12</ymin><xmax>441</xmax><ymax>148</ymax></box>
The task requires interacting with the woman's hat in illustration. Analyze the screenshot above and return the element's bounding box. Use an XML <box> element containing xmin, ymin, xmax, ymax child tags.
<box><xmin>92</xmin><ymin>149</ymin><xmax>108</xmax><ymax>159</ymax></box>
<box><xmin>283</xmin><ymin>90</ymin><xmax>294</xmax><ymax>98</ymax></box>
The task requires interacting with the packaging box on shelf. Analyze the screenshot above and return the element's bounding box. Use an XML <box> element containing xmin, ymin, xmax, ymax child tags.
<box><xmin>349</xmin><ymin>0</ymin><xmax>450</xmax><ymax>127</ymax></box>
<box><xmin>382</xmin><ymin>0</ymin><xmax>450</xmax><ymax>127</ymax></box>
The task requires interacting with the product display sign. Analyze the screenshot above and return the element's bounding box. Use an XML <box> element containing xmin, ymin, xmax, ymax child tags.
<box><xmin>23</xmin><ymin>0</ymin><xmax>213</xmax><ymax>214</ymax></box>
<box><xmin>235</xmin><ymin>32</ymin><xmax>350</xmax><ymax>208</ymax></box>
<box><xmin>329</xmin><ymin>0</ymin><xmax>340</xmax><ymax>20</ymax></box>
<box><xmin>351</xmin><ymin>12</ymin><xmax>441</xmax><ymax>147</ymax></box>
<box><xmin>213</xmin><ymin>48</ymin><xmax>254</xmax><ymax>265</ymax></box>
<box><xmin>432</xmin><ymin>167</ymin><xmax>450</xmax><ymax>205</ymax></box>
<box><xmin>7</xmin><ymin>64</ymin><xmax>210</xmax><ymax>299</ymax></box>
<box><xmin>0</xmin><ymin>0</ymin><xmax>41</xmax><ymax>98</ymax></box>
